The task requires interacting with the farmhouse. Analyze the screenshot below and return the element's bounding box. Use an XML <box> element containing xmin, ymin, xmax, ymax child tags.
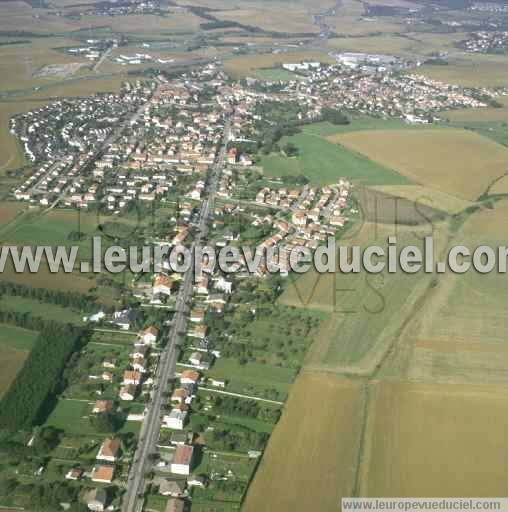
<box><xmin>170</xmin><ymin>444</ymin><xmax>194</xmax><ymax>475</ymax></box>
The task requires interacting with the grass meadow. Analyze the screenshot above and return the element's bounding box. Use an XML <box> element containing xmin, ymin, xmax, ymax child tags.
<box><xmin>260</xmin><ymin>132</ymin><xmax>408</xmax><ymax>186</ymax></box>
<box><xmin>0</xmin><ymin>323</ymin><xmax>38</xmax><ymax>398</ymax></box>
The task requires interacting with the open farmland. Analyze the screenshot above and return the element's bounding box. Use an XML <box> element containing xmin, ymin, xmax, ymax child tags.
<box><xmin>387</xmin><ymin>201</ymin><xmax>508</xmax><ymax>384</ymax></box>
<box><xmin>0</xmin><ymin>202</ymin><xmax>25</xmax><ymax>226</ymax></box>
<box><xmin>360</xmin><ymin>381</ymin><xmax>508</xmax><ymax>497</ymax></box>
<box><xmin>224</xmin><ymin>52</ymin><xmax>335</xmax><ymax>79</ymax></box>
<box><xmin>260</xmin><ymin>132</ymin><xmax>408</xmax><ymax>186</ymax></box>
<box><xmin>243</xmin><ymin>372</ymin><xmax>363</xmax><ymax>512</ymax></box>
<box><xmin>331</xmin><ymin>129</ymin><xmax>508</xmax><ymax>200</ymax></box>
<box><xmin>0</xmin><ymin>324</ymin><xmax>38</xmax><ymax>398</ymax></box>
<box><xmin>415</xmin><ymin>55</ymin><xmax>508</xmax><ymax>88</ymax></box>
<box><xmin>365</xmin><ymin>185</ymin><xmax>473</xmax><ymax>215</ymax></box>
<box><xmin>280</xmin><ymin>221</ymin><xmax>447</xmax><ymax>375</ymax></box>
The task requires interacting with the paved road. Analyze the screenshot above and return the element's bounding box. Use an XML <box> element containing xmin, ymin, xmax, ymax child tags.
<box><xmin>121</xmin><ymin>119</ymin><xmax>230</xmax><ymax>512</ymax></box>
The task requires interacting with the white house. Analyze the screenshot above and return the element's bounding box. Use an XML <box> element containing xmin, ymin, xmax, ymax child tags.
<box><xmin>162</xmin><ymin>409</ymin><xmax>188</xmax><ymax>430</ymax></box>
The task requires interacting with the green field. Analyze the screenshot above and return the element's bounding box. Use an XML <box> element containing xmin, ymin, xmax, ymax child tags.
<box><xmin>255</xmin><ymin>67</ymin><xmax>301</xmax><ymax>82</ymax></box>
<box><xmin>260</xmin><ymin>132</ymin><xmax>408</xmax><ymax>186</ymax></box>
<box><xmin>0</xmin><ymin>296</ymin><xmax>84</xmax><ymax>324</ymax></box>
<box><xmin>205</xmin><ymin>357</ymin><xmax>296</xmax><ymax>399</ymax></box>
<box><xmin>0</xmin><ymin>323</ymin><xmax>38</xmax><ymax>397</ymax></box>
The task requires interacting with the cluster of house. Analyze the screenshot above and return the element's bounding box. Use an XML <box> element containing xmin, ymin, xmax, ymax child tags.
<box><xmin>461</xmin><ymin>31</ymin><xmax>508</xmax><ymax>53</ymax></box>
<box><xmin>11</xmin><ymin>64</ymin><xmax>239</xmax><ymax>211</ymax></box>
<box><xmin>64</xmin><ymin>436</ymin><xmax>121</xmax><ymax>493</ymax></box>
<box><xmin>250</xmin><ymin>60</ymin><xmax>499</xmax><ymax>123</ymax></box>
<box><xmin>119</xmin><ymin>326</ymin><xmax>159</xmax><ymax>401</ymax></box>
<box><xmin>11</xmin><ymin>82</ymin><xmax>151</xmax><ymax>206</ymax></box>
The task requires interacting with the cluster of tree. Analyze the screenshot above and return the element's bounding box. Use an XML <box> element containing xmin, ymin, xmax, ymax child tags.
<box><xmin>206</xmin><ymin>424</ymin><xmax>268</xmax><ymax>452</ymax></box>
<box><xmin>0</xmin><ymin>477</ymin><xmax>85</xmax><ymax>511</ymax></box>
<box><xmin>321</xmin><ymin>107</ymin><xmax>350</xmax><ymax>125</ymax></box>
<box><xmin>0</xmin><ymin>281</ymin><xmax>97</xmax><ymax>312</ymax></box>
<box><xmin>212</xmin><ymin>396</ymin><xmax>281</xmax><ymax>423</ymax></box>
<box><xmin>90</xmin><ymin>410</ymin><xmax>125</xmax><ymax>433</ymax></box>
<box><xmin>0</xmin><ymin>323</ymin><xmax>86</xmax><ymax>430</ymax></box>
<box><xmin>283</xmin><ymin>142</ymin><xmax>299</xmax><ymax>157</ymax></box>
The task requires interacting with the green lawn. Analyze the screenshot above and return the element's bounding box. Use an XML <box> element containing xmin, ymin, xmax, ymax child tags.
<box><xmin>0</xmin><ymin>323</ymin><xmax>38</xmax><ymax>351</ymax></box>
<box><xmin>206</xmin><ymin>357</ymin><xmax>296</xmax><ymax>399</ymax></box>
<box><xmin>0</xmin><ymin>296</ymin><xmax>84</xmax><ymax>324</ymax></box>
<box><xmin>260</xmin><ymin>132</ymin><xmax>408</xmax><ymax>186</ymax></box>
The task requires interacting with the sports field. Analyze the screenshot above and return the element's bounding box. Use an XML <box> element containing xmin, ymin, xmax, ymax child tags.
<box><xmin>260</xmin><ymin>132</ymin><xmax>408</xmax><ymax>186</ymax></box>
<box><xmin>331</xmin><ymin>128</ymin><xmax>508</xmax><ymax>200</ymax></box>
<box><xmin>243</xmin><ymin>372</ymin><xmax>363</xmax><ymax>512</ymax></box>
<box><xmin>360</xmin><ymin>381</ymin><xmax>508</xmax><ymax>497</ymax></box>
<box><xmin>0</xmin><ymin>324</ymin><xmax>38</xmax><ymax>398</ymax></box>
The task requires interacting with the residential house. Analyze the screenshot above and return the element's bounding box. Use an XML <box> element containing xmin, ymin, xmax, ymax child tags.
<box><xmin>119</xmin><ymin>384</ymin><xmax>137</xmax><ymax>401</ymax></box>
<box><xmin>93</xmin><ymin>400</ymin><xmax>114</xmax><ymax>414</ymax></box>
<box><xmin>85</xmin><ymin>488</ymin><xmax>108</xmax><ymax>511</ymax></box>
<box><xmin>138</xmin><ymin>326</ymin><xmax>159</xmax><ymax>345</ymax></box>
<box><xmin>170</xmin><ymin>444</ymin><xmax>194</xmax><ymax>475</ymax></box>
<box><xmin>90</xmin><ymin>465</ymin><xmax>114</xmax><ymax>484</ymax></box>
<box><xmin>97</xmin><ymin>438</ymin><xmax>121</xmax><ymax>462</ymax></box>
<box><xmin>162</xmin><ymin>408</ymin><xmax>188</xmax><ymax>430</ymax></box>
<box><xmin>180</xmin><ymin>370</ymin><xmax>200</xmax><ymax>386</ymax></box>
<box><xmin>159</xmin><ymin>479</ymin><xmax>186</xmax><ymax>498</ymax></box>
<box><xmin>65</xmin><ymin>467</ymin><xmax>83</xmax><ymax>481</ymax></box>
<box><xmin>153</xmin><ymin>274</ymin><xmax>174</xmax><ymax>296</ymax></box>
<box><xmin>123</xmin><ymin>370</ymin><xmax>141</xmax><ymax>386</ymax></box>
<box><xmin>189</xmin><ymin>308</ymin><xmax>205</xmax><ymax>323</ymax></box>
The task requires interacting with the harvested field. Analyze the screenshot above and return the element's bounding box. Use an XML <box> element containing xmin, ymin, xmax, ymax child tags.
<box><xmin>443</xmin><ymin>106</ymin><xmax>508</xmax><ymax>123</ymax></box>
<box><xmin>356</xmin><ymin>186</ymin><xmax>448</xmax><ymax>225</ymax></box>
<box><xmin>360</xmin><ymin>381</ymin><xmax>508</xmax><ymax>497</ymax></box>
<box><xmin>331</xmin><ymin>128</ymin><xmax>508</xmax><ymax>201</ymax></box>
<box><xmin>243</xmin><ymin>372</ymin><xmax>363</xmax><ymax>512</ymax></box>
<box><xmin>0</xmin><ymin>202</ymin><xmax>25</xmax><ymax>226</ymax></box>
<box><xmin>415</xmin><ymin>55</ymin><xmax>508</xmax><ymax>87</ymax></box>
<box><xmin>367</xmin><ymin>185</ymin><xmax>473</xmax><ymax>215</ymax></box>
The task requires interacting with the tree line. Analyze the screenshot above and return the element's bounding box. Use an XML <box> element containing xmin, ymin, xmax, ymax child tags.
<box><xmin>0</xmin><ymin>281</ymin><xmax>98</xmax><ymax>311</ymax></box>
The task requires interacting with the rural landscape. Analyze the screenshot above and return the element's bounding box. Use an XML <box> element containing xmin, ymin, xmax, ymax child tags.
<box><xmin>0</xmin><ymin>0</ymin><xmax>508</xmax><ymax>511</ymax></box>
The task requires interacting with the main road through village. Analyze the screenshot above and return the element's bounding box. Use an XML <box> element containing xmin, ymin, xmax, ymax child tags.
<box><xmin>121</xmin><ymin>119</ymin><xmax>231</xmax><ymax>512</ymax></box>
